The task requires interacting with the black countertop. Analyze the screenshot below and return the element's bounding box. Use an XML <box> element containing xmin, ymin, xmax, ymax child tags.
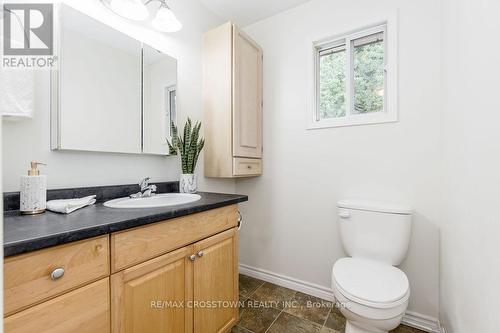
<box><xmin>4</xmin><ymin>191</ymin><xmax>248</xmax><ymax>257</ymax></box>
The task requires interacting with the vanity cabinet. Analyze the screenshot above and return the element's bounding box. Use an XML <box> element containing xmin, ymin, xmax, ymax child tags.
<box><xmin>3</xmin><ymin>205</ymin><xmax>240</xmax><ymax>333</ymax></box>
<box><xmin>203</xmin><ymin>22</ymin><xmax>263</xmax><ymax>178</ymax></box>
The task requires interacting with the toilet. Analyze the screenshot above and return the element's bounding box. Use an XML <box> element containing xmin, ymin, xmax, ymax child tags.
<box><xmin>332</xmin><ymin>200</ymin><xmax>412</xmax><ymax>333</ymax></box>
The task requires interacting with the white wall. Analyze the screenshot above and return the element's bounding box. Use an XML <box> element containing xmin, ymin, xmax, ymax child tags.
<box><xmin>440</xmin><ymin>0</ymin><xmax>500</xmax><ymax>331</ymax></box>
<box><xmin>238</xmin><ymin>0</ymin><xmax>441</xmax><ymax>319</ymax></box>
<box><xmin>2</xmin><ymin>0</ymin><xmax>234</xmax><ymax>193</ymax></box>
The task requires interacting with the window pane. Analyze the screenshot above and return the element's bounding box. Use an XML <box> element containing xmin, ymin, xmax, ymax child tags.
<box><xmin>319</xmin><ymin>47</ymin><xmax>346</xmax><ymax>119</ymax></box>
<box><xmin>353</xmin><ymin>33</ymin><xmax>384</xmax><ymax>114</ymax></box>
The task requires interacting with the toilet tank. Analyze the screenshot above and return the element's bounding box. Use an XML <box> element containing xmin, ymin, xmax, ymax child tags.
<box><xmin>337</xmin><ymin>200</ymin><xmax>412</xmax><ymax>266</ymax></box>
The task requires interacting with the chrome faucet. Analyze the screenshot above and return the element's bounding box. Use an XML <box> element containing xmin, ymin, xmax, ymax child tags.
<box><xmin>130</xmin><ymin>177</ymin><xmax>157</xmax><ymax>198</ymax></box>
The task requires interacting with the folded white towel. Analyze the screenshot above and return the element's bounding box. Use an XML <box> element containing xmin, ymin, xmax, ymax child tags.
<box><xmin>46</xmin><ymin>195</ymin><xmax>97</xmax><ymax>214</ymax></box>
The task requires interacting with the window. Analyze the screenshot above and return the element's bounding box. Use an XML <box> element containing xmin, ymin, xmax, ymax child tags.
<box><xmin>165</xmin><ymin>85</ymin><xmax>177</xmax><ymax>140</ymax></box>
<box><xmin>311</xmin><ymin>23</ymin><xmax>397</xmax><ymax>128</ymax></box>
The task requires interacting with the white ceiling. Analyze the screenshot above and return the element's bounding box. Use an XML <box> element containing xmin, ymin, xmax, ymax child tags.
<box><xmin>199</xmin><ymin>0</ymin><xmax>311</xmax><ymax>26</ymax></box>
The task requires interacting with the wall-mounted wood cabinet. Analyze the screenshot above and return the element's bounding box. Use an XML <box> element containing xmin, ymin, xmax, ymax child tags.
<box><xmin>203</xmin><ymin>22</ymin><xmax>263</xmax><ymax>178</ymax></box>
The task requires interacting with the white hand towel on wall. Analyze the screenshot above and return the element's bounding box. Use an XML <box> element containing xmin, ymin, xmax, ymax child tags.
<box><xmin>0</xmin><ymin>69</ymin><xmax>35</xmax><ymax>119</ymax></box>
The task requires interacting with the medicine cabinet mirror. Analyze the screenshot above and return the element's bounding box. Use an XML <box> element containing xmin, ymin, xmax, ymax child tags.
<box><xmin>51</xmin><ymin>4</ymin><xmax>177</xmax><ymax>155</ymax></box>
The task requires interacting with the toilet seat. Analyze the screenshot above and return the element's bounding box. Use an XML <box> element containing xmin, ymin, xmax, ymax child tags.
<box><xmin>332</xmin><ymin>258</ymin><xmax>410</xmax><ymax>309</ymax></box>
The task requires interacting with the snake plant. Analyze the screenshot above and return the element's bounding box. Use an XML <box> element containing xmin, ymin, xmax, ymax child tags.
<box><xmin>167</xmin><ymin>118</ymin><xmax>205</xmax><ymax>174</ymax></box>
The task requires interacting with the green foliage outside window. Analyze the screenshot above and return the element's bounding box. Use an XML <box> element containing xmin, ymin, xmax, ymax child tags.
<box><xmin>319</xmin><ymin>39</ymin><xmax>384</xmax><ymax>119</ymax></box>
<box><xmin>353</xmin><ymin>41</ymin><xmax>384</xmax><ymax>114</ymax></box>
<box><xmin>319</xmin><ymin>50</ymin><xmax>346</xmax><ymax>119</ymax></box>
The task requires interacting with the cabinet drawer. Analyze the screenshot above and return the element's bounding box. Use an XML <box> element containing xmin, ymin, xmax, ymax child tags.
<box><xmin>111</xmin><ymin>205</ymin><xmax>238</xmax><ymax>272</ymax></box>
<box><xmin>233</xmin><ymin>158</ymin><xmax>262</xmax><ymax>176</ymax></box>
<box><xmin>4</xmin><ymin>236</ymin><xmax>109</xmax><ymax>316</ymax></box>
<box><xmin>4</xmin><ymin>278</ymin><xmax>110</xmax><ymax>333</ymax></box>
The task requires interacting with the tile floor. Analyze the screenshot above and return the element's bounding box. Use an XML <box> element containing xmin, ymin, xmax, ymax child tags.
<box><xmin>233</xmin><ymin>274</ymin><xmax>426</xmax><ymax>333</ymax></box>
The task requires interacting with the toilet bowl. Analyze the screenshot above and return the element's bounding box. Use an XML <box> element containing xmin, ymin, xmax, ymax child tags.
<box><xmin>332</xmin><ymin>258</ymin><xmax>410</xmax><ymax>333</ymax></box>
<box><xmin>332</xmin><ymin>200</ymin><xmax>412</xmax><ymax>333</ymax></box>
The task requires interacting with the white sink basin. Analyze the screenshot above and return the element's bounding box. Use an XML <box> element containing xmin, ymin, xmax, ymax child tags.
<box><xmin>104</xmin><ymin>193</ymin><xmax>201</xmax><ymax>209</ymax></box>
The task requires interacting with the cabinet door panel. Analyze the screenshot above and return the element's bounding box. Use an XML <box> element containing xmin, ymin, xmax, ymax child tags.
<box><xmin>194</xmin><ymin>228</ymin><xmax>238</xmax><ymax>333</ymax></box>
<box><xmin>111</xmin><ymin>246</ymin><xmax>193</xmax><ymax>333</ymax></box>
<box><xmin>233</xmin><ymin>26</ymin><xmax>263</xmax><ymax>159</ymax></box>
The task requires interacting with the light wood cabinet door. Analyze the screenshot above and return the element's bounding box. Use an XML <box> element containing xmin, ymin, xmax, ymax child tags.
<box><xmin>193</xmin><ymin>228</ymin><xmax>238</xmax><ymax>333</ymax></box>
<box><xmin>233</xmin><ymin>25</ymin><xmax>263</xmax><ymax>159</ymax></box>
<box><xmin>111</xmin><ymin>246</ymin><xmax>194</xmax><ymax>333</ymax></box>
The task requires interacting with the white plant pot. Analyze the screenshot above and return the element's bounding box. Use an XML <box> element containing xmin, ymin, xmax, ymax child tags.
<box><xmin>180</xmin><ymin>174</ymin><xmax>197</xmax><ymax>193</ymax></box>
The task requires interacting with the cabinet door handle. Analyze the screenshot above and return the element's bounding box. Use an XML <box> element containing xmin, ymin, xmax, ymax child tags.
<box><xmin>196</xmin><ymin>251</ymin><xmax>204</xmax><ymax>258</ymax></box>
<box><xmin>237</xmin><ymin>211</ymin><xmax>243</xmax><ymax>230</ymax></box>
<box><xmin>50</xmin><ymin>268</ymin><xmax>65</xmax><ymax>280</ymax></box>
<box><xmin>188</xmin><ymin>255</ymin><xmax>196</xmax><ymax>262</ymax></box>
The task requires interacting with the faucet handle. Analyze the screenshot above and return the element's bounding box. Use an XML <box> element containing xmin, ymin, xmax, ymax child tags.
<box><xmin>139</xmin><ymin>177</ymin><xmax>151</xmax><ymax>190</ymax></box>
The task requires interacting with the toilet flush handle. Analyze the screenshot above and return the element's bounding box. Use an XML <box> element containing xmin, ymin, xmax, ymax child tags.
<box><xmin>339</xmin><ymin>210</ymin><xmax>351</xmax><ymax>219</ymax></box>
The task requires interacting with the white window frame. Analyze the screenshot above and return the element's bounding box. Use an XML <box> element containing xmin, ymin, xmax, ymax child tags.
<box><xmin>308</xmin><ymin>19</ymin><xmax>398</xmax><ymax>129</ymax></box>
<box><xmin>165</xmin><ymin>85</ymin><xmax>177</xmax><ymax>142</ymax></box>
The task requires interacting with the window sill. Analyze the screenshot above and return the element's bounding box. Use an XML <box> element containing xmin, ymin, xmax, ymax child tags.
<box><xmin>307</xmin><ymin>112</ymin><xmax>398</xmax><ymax>130</ymax></box>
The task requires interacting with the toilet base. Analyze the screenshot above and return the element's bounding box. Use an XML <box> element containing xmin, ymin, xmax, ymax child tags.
<box><xmin>334</xmin><ymin>291</ymin><xmax>406</xmax><ymax>333</ymax></box>
<box><xmin>345</xmin><ymin>321</ymin><xmax>387</xmax><ymax>333</ymax></box>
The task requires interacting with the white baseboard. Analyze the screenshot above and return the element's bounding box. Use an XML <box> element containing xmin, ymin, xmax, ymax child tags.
<box><xmin>239</xmin><ymin>263</ymin><xmax>335</xmax><ymax>302</ymax></box>
<box><xmin>239</xmin><ymin>264</ymin><xmax>443</xmax><ymax>333</ymax></box>
<box><xmin>402</xmin><ymin>311</ymin><xmax>443</xmax><ymax>333</ymax></box>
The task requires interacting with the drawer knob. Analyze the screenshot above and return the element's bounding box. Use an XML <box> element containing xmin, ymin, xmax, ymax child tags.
<box><xmin>50</xmin><ymin>268</ymin><xmax>65</xmax><ymax>280</ymax></box>
<box><xmin>188</xmin><ymin>255</ymin><xmax>196</xmax><ymax>262</ymax></box>
<box><xmin>197</xmin><ymin>251</ymin><xmax>204</xmax><ymax>258</ymax></box>
<box><xmin>247</xmin><ymin>165</ymin><xmax>252</xmax><ymax>169</ymax></box>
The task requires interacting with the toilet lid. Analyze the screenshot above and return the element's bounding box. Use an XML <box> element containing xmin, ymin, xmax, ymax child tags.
<box><xmin>333</xmin><ymin>258</ymin><xmax>409</xmax><ymax>305</ymax></box>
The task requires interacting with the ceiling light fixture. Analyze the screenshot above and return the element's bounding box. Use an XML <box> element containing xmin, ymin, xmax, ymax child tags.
<box><xmin>151</xmin><ymin>2</ymin><xmax>182</xmax><ymax>32</ymax></box>
<box><xmin>101</xmin><ymin>0</ymin><xmax>182</xmax><ymax>32</ymax></box>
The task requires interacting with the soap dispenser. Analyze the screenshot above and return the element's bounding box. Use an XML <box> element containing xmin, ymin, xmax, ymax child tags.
<box><xmin>20</xmin><ymin>161</ymin><xmax>47</xmax><ymax>215</ymax></box>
